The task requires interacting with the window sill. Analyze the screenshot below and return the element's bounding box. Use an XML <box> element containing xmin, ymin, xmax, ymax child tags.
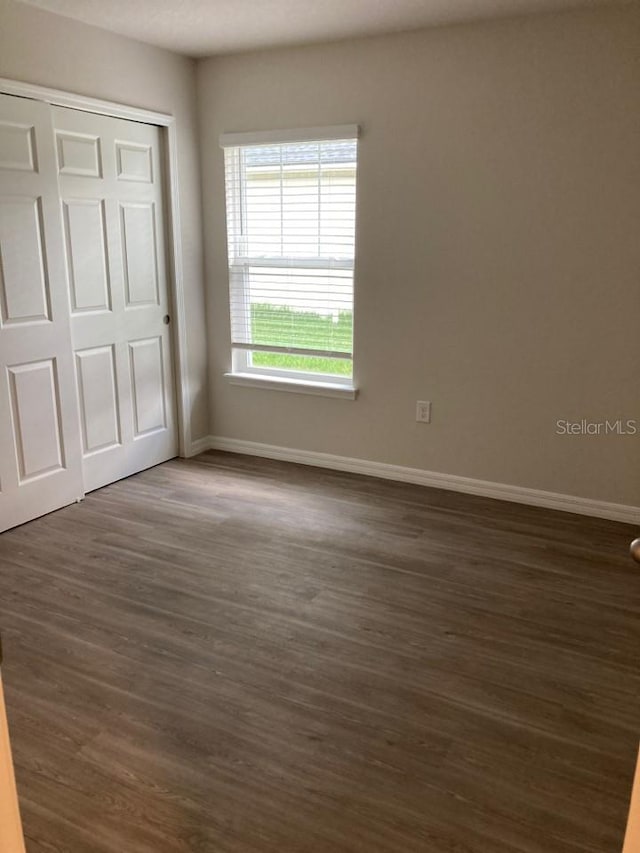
<box><xmin>224</xmin><ymin>372</ymin><xmax>358</xmax><ymax>400</ymax></box>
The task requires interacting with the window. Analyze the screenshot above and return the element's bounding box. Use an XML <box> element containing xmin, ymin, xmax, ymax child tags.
<box><xmin>220</xmin><ymin>125</ymin><xmax>359</xmax><ymax>395</ymax></box>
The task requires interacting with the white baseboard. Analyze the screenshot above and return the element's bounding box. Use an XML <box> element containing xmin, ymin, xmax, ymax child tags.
<box><xmin>186</xmin><ymin>435</ymin><xmax>213</xmax><ymax>457</ymax></box>
<box><xmin>190</xmin><ymin>435</ymin><xmax>639</xmax><ymax>525</ymax></box>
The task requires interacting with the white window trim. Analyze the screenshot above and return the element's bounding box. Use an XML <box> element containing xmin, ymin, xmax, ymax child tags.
<box><xmin>220</xmin><ymin>124</ymin><xmax>360</xmax><ymax>148</ymax></box>
<box><xmin>221</xmin><ymin>125</ymin><xmax>360</xmax><ymax>396</ymax></box>
<box><xmin>224</xmin><ymin>372</ymin><xmax>357</xmax><ymax>400</ymax></box>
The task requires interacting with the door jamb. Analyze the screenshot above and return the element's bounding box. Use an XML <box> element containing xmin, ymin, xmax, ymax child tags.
<box><xmin>0</xmin><ymin>76</ymin><xmax>192</xmax><ymax>457</ymax></box>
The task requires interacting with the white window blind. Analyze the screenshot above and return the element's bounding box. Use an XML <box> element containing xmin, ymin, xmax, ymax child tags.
<box><xmin>221</xmin><ymin>127</ymin><xmax>359</xmax><ymax>381</ymax></box>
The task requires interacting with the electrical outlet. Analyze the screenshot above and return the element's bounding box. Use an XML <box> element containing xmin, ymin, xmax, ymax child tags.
<box><xmin>416</xmin><ymin>400</ymin><xmax>431</xmax><ymax>423</ymax></box>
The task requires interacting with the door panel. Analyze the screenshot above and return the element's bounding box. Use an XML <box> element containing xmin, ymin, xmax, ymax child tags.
<box><xmin>129</xmin><ymin>337</ymin><xmax>167</xmax><ymax>436</ymax></box>
<box><xmin>116</xmin><ymin>141</ymin><xmax>153</xmax><ymax>183</ymax></box>
<box><xmin>53</xmin><ymin>106</ymin><xmax>177</xmax><ymax>493</ymax></box>
<box><xmin>8</xmin><ymin>359</ymin><xmax>65</xmax><ymax>482</ymax></box>
<box><xmin>0</xmin><ymin>119</ymin><xmax>36</xmax><ymax>172</ymax></box>
<box><xmin>0</xmin><ymin>94</ymin><xmax>84</xmax><ymax>532</ymax></box>
<box><xmin>120</xmin><ymin>201</ymin><xmax>159</xmax><ymax>306</ymax></box>
<box><xmin>63</xmin><ymin>198</ymin><xmax>111</xmax><ymax>312</ymax></box>
<box><xmin>0</xmin><ymin>196</ymin><xmax>51</xmax><ymax>324</ymax></box>
<box><xmin>75</xmin><ymin>345</ymin><xmax>121</xmax><ymax>454</ymax></box>
<box><xmin>55</xmin><ymin>131</ymin><xmax>102</xmax><ymax>177</ymax></box>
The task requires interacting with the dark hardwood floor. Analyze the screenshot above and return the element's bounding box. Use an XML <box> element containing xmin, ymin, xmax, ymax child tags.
<box><xmin>0</xmin><ymin>451</ymin><xmax>638</xmax><ymax>853</ymax></box>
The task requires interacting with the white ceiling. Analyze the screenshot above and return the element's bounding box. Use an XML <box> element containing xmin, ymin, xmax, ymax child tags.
<box><xmin>19</xmin><ymin>0</ymin><xmax>627</xmax><ymax>57</ymax></box>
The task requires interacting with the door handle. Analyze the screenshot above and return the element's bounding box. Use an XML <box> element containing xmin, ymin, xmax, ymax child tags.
<box><xmin>163</xmin><ymin>315</ymin><xmax>171</xmax><ymax>325</ymax></box>
<box><xmin>631</xmin><ymin>539</ymin><xmax>640</xmax><ymax>563</ymax></box>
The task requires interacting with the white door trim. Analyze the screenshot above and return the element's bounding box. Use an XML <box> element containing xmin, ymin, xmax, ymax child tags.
<box><xmin>0</xmin><ymin>675</ymin><xmax>25</xmax><ymax>853</ymax></box>
<box><xmin>0</xmin><ymin>77</ymin><xmax>192</xmax><ymax>457</ymax></box>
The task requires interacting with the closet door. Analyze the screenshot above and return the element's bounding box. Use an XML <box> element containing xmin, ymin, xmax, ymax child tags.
<box><xmin>0</xmin><ymin>94</ymin><xmax>83</xmax><ymax>533</ymax></box>
<box><xmin>53</xmin><ymin>106</ymin><xmax>178</xmax><ymax>493</ymax></box>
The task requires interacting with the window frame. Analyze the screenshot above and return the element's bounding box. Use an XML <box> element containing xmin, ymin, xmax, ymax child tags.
<box><xmin>220</xmin><ymin>125</ymin><xmax>360</xmax><ymax>396</ymax></box>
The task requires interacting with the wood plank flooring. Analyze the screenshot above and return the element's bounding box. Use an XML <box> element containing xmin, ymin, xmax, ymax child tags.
<box><xmin>0</xmin><ymin>451</ymin><xmax>638</xmax><ymax>853</ymax></box>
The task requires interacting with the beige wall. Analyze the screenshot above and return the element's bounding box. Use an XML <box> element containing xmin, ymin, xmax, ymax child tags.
<box><xmin>198</xmin><ymin>6</ymin><xmax>640</xmax><ymax>507</ymax></box>
<box><xmin>0</xmin><ymin>0</ymin><xmax>209</xmax><ymax>442</ymax></box>
<box><xmin>1</xmin><ymin>2</ymin><xmax>637</xmax><ymax>506</ymax></box>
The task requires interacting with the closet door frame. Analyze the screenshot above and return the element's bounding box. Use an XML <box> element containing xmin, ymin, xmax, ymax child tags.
<box><xmin>0</xmin><ymin>76</ymin><xmax>192</xmax><ymax>459</ymax></box>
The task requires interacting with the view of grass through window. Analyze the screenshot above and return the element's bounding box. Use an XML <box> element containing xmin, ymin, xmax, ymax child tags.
<box><xmin>250</xmin><ymin>303</ymin><xmax>353</xmax><ymax>377</ymax></box>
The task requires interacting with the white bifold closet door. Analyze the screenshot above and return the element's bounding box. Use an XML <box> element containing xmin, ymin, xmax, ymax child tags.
<box><xmin>0</xmin><ymin>94</ymin><xmax>177</xmax><ymax>533</ymax></box>
<box><xmin>0</xmin><ymin>93</ymin><xmax>84</xmax><ymax>532</ymax></box>
<box><xmin>53</xmin><ymin>106</ymin><xmax>177</xmax><ymax>494</ymax></box>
